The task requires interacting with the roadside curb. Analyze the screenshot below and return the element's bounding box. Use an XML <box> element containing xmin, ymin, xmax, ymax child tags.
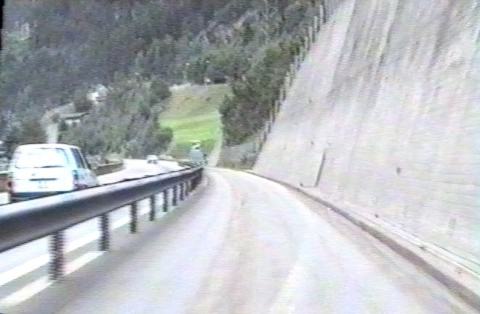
<box><xmin>246</xmin><ymin>170</ymin><xmax>480</xmax><ymax>311</ymax></box>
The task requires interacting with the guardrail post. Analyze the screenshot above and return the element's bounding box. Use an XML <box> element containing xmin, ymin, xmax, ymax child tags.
<box><xmin>308</xmin><ymin>25</ymin><xmax>313</xmax><ymax>47</ymax></box>
<box><xmin>319</xmin><ymin>4</ymin><xmax>325</xmax><ymax>24</ymax></box>
<box><xmin>191</xmin><ymin>172</ymin><xmax>202</xmax><ymax>190</ymax></box>
<box><xmin>99</xmin><ymin>214</ymin><xmax>110</xmax><ymax>251</ymax></box>
<box><xmin>172</xmin><ymin>186</ymin><xmax>178</xmax><ymax>206</ymax></box>
<box><xmin>180</xmin><ymin>183</ymin><xmax>185</xmax><ymax>201</ymax></box>
<box><xmin>274</xmin><ymin>100</ymin><xmax>279</xmax><ymax>116</ymax></box>
<box><xmin>130</xmin><ymin>202</ymin><xmax>138</xmax><ymax>233</ymax></box>
<box><xmin>163</xmin><ymin>189</ymin><xmax>169</xmax><ymax>212</ymax></box>
<box><xmin>49</xmin><ymin>231</ymin><xmax>65</xmax><ymax>281</ymax></box>
<box><xmin>149</xmin><ymin>195</ymin><xmax>156</xmax><ymax>221</ymax></box>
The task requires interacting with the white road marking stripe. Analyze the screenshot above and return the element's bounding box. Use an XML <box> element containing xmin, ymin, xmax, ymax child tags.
<box><xmin>0</xmin><ymin>278</ymin><xmax>52</xmax><ymax>308</ymax></box>
<box><xmin>0</xmin><ymin>256</ymin><xmax>50</xmax><ymax>287</ymax></box>
<box><xmin>0</xmin><ymin>252</ymin><xmax>103</xmax><ymax>307</ymax></box>
<box><xmin>268</xmin><ymin>262</ymin><xmax>303</xmax><ymax>314</ymax></box>
<box><xmin>0</xmin><ymin>204</ymin><xmax>158</xmax><ymax>287</ymax></box>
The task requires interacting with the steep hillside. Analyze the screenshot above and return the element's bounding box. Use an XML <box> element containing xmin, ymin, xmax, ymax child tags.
<box><xmin>1</xmin><ymin>0</ymin><xmax>319</xmax><ymax>157</ymax></box>
<box><xmin>255</xmin><ymin>0</ymin><xmax>480</xmax><ymax>267</ymax></box>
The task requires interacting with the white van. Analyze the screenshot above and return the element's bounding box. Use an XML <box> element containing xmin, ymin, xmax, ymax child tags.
<box><xmin>146</xmin><ymin>155</ymin><xmax>159</xmax><ymax>164</ymax></box>
<box><xmin>7</xmin><ymin>144</ymin><xmax>99</xmax><ymax>202</ymax></box>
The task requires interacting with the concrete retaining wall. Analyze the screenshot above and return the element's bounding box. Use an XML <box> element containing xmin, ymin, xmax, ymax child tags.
<box><xmin>255</xmin><ymin>0</ymin><xmax>480</xmax><ymax>267</ymax></box>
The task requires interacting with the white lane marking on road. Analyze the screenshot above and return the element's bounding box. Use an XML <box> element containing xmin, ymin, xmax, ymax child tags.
<box><xmin>0</xmin><ymin>204</ymin><xmax>157</xmax><ymax>287</ymax></box>
<box><xmin>233</xmin><ymin>170</ymin><xmax>320</xmax><ymax>314</ymax></box>
<box><xmin>0</xmin><ymin>252</ymin><xmax>103</xmax><ymax>307</ymax></box>
<box><xmin>0</xmin><ymin>278</ymin><xmax>51</xmax><ymax>308</ymax></box>
<box><xmin>0</xmin><ymin>256</ymin><xmax>50</xmax><ymax>287</ymax></box>
<box><xmin>0</xmin><ymin>159</ymin><xmax>174</xmax><ymax>286</ymax></box>
<box><xmin>65</xmin><ymin>252</ymin><xmax>104</xmax><ymax>275</ymax></box>
<box><xmin>268</xmin><ymin>262</ymin><xmax>303</xmax><ymax>314</ymax></box>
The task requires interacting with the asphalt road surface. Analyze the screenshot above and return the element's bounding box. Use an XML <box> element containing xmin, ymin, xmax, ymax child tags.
<box><xmin>7</xmin><ymin>168</ymin><xmax>475</xmax><ymax>314</ymax></box>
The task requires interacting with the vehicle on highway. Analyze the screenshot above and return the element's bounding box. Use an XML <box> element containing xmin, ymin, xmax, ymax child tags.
<box><xmin>146</xmin><ymin>155</ymin><xmax>159</xmax><ymax>164</ymax></box>
<box><xmin>188</xmin><ymin>142</ymin><xmax>207</xmax><ymax>166</ymax></box>
<box><xmin>7</xmin><ymin>144</ymin><xmax>99</xmax><ymax>202</ymax></box>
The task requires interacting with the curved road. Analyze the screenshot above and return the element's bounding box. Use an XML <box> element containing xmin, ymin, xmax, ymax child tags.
<box><xmin>10</xmin><ymin>168</ymin><xmax>475</xmax><ymax>313</ymax></box>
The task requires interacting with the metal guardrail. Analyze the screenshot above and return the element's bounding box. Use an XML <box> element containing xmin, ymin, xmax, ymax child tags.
<box><xmin>0</xmin><ymin>166</ymin><xmax>203</xmax><ymax>280</ymax></box>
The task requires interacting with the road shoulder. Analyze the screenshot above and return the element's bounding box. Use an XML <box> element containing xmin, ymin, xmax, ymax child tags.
<box><xmin>248</xmin><ymin>170</ymin><xmax>480</xmax><ymax>312</ymax></box>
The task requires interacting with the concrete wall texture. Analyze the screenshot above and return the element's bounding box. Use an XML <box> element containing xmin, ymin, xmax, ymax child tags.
<box><xmin>255</xmin><ymin>0</ymin><xmax>480</xmax><ymax>265</ymax></box>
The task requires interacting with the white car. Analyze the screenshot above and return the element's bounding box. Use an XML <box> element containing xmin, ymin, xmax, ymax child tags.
<box><xmin>7</xmin><ymin>144</ymin><xmax>99</xmax><ymax>202</ymax></box>
<box><xmin>146</xmin><ymin>155</ymin><xmax>159</xmax><ymax>164</ymax></box>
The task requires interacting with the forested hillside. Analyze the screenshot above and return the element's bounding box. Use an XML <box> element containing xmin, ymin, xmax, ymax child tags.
<box><xmin>1</xmin><ymin>0</ymin><xmax>321</xmax><ymax>156</ymax></box>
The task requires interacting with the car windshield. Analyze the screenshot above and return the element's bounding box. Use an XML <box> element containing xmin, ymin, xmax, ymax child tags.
<box><xmin>13</xmin><ymin>148</ymin><xmax>70</xmax><ymax>169</ymax></box>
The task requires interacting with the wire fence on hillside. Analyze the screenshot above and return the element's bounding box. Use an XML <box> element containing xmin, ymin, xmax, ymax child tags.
<box><xmin>219</xmin><ymin>4</ymin><xmax>327</xmax><ymax>169</ymax></box>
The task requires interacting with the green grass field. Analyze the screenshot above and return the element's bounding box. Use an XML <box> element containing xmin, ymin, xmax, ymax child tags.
<box><xmin>160</xmin><ymin>84</ymin><xmax>230</xmax><ymax>159</ymax></box>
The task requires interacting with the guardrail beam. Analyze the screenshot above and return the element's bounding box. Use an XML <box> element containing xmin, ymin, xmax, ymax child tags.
<box><xmin>0</xmin><ymin>166</ymin><xmax>204</xmax><ymax>283</ymax></box>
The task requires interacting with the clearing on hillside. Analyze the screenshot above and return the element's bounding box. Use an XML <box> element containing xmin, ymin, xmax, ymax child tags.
<box><xmin>161</xmin><ymin>84</ymin><xmax>230</xmax><ymax>159</ymax></box>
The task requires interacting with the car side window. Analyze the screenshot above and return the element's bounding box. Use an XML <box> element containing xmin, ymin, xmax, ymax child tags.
<box><xmin>71</xmin><ymin>149</ymin><xmax>87</xmax><ymax>169</ymax></box>
<box><xmin>79</xmin><ymin>150</ymin><xmax>91</xmax><ymax>169</ymax></box>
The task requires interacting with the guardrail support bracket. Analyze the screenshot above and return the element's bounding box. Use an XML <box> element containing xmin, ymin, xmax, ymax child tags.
<box><xmin>149</xmin><ymin>195</ymin><xmax>156</xmax><ymax>221</ymax></box>
<box><xmin>172</xmin><ymin>186</ymin><xmax>178</xmax><ymax>206</ymax></box>
<box><xmin>163</xmin><ymin>190</ymin><xmax>169</xmax><ymax>212</ymax></box>
<box><xmin>49</xmin><ymin>230</ymin><xmax>65</xmax><ymax>281</ymax></box>
<box><xmin>130</xmin><ymin>202</ymin><xmax>138</xmax><ymax>233</ymax></box>
<box><xmin>100</xmin><ymin>213</ymin><xmax>110</xmax><ymax>251</ymax></box>
<box><xmin>180</xmin><ymin>183</ymin><xmax>185</xmax><ymax>201</ymax></box>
